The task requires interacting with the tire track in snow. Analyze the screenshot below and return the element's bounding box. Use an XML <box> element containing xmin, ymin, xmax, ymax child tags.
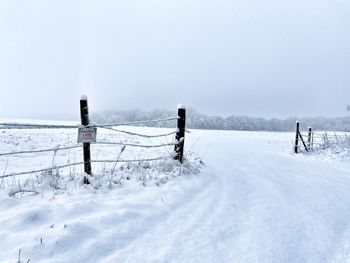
<box><xmin>111</xmin><ymin>147</ymin><xmax>262</xmax><ymax>262</ymax></box>
<box><xmin>105</xmin><ymin>167</ymin><xmax>227</xmax><ymax>263</ymax></box>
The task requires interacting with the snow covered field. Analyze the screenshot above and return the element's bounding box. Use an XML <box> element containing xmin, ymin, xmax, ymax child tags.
<box><xmin>1</xmin><ymin>122</ymin><xmax>350</xmax><ymax>263</ymax></box>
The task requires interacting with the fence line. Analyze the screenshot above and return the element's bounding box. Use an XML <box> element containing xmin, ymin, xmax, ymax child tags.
<box><xmin>310</xmin><ymin>132</ymin><xmax>347</xmax><ymax>138</ymax></box>
<box><xmin>102</xmin><ymin>127</ymin><xmax>178</xmax><ymax>138</ymax></box>
<box><xmin>0</xmin><ymin>123</ymin><xmax>79</xmax><ymax>129</ymax></box>
<box><xmin>295</xmin><ymin>142</ymin><xmax>323</xmax><ymax>148</ymax></box>
<box><xmin>0</xmin><ymin>117</ymin><xmax>179</xmax><ymax>130</ymax></box>
<box><xmin>91</xmin><ymin>157</ymin><xmax>169</xmax><ymax>164</ymax></box>
<box><xmin>0</xmin><ymin>145</ymin><xmax>81</xmax><ymax>157</ymax></box>
<box><xmin>0</xmin><ymin>161</ymin><xmax>86</xmax><ymax>179</ymax></box>
<box><xmin>88</xmin><ymin>117</ymin><xmax>179</xmax><ymax>128</ymax></box>
<box><xmin>294</xmin><ymin>121</ymin><xmax>350</xmax><ymax>153</ymax></box>
<box><xmin>299</xmin><ymin>133</ymin><xmax>348</xmax><ymax>139</ymax></box>
<box><xmin>0</xmin><ymin>97</ymin><xmax>187</xmax><ymax>183</ymax></box>
<box><xmin>95</xmin><ymin>141</ymin><xmax>178</xmax><ymax>148</ymax></box>
<box><xmin>0</xmin><ymin>157</ymin><xmax>169</xmax><ymax>179</ymax></box>
<box><xmin>0</xmin><ymin>141</ymin><xmax>179</xmax><ymax>158</ymax></box>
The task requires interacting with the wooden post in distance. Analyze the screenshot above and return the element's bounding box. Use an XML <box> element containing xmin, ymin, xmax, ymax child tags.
<box><xmin>294</xmin><ymin>121</ymin><xmax>300</xmax><ymax>154</ymax></box>
<box><xmin>307</xmin><ymin>127</ymin><xmax>312</xmax><ymax>150</ymax></box>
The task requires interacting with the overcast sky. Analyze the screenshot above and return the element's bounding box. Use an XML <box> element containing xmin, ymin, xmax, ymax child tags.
<box><xmin>0</xmin><ymin>0</ymin><xmax>349</xmax><ymax>119</ymax></box>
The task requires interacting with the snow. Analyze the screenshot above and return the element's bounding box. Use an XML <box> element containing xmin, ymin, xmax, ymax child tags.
<box><xmin>177</xmin><ymin>104</ymin><xmax>186</xmax><ymax>110</ymax></box>
<box><xmin>80</xmin><ymin>95</ymin><xmax>88</xmax><ymax>101</ymax></box>
<box><xmin>1</xmin><ymin>124</ymin><xmax>350</xmax><ymax>262</ymax></box>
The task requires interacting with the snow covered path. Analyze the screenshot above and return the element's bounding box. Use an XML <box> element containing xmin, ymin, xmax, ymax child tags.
<box><xmin>1</xmin><ymin>130</ymin><xmax>350</xmax><ymax>262</ymax></box>
<box><xmin>164</xmin><ymin>130</ymin><xmax>350</xmax><ymax>263</ymax></box>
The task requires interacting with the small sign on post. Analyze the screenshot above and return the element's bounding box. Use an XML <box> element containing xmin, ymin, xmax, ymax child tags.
<box><xmin>78</xmin><ymin>127</ymin><xmax>97</xmax><ymax>143</ymax></box>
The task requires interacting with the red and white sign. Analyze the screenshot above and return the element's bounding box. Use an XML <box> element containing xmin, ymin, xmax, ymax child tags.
<box><xmin>78</xmin><ymin>127</ymin><xmax>97</xmax><ymax>143</ymax></box>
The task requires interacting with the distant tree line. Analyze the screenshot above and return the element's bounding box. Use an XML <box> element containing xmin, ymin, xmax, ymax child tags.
<box><xmin>91</xmin><ymin>109</ymin><xmax>350</xmax><ymax>132</ymax></box>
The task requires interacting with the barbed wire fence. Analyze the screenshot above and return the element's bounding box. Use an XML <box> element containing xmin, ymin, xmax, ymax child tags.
<box><xmin>0</xmin><ymin>96</ymin><xmax>188</xmax><ymax>186</ymax></box>
<box><xmin>294</xmin><ymin>121</ymin><xmax>350</xmax><ymax>154</ymax></box>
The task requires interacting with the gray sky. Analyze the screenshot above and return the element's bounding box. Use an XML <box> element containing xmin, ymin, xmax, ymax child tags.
<box><xmin>0</xmin><ymin>0</ymin><xmax>349</xmax><ymax>119</ymax></box>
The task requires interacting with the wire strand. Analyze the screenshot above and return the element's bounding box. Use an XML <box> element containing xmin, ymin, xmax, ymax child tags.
<box><xmin>91</xmin><ymin>157</ymin><xmax>169</xmax><ymax>163</ymax></box>
<box><xmin>0</xmin><ymin>145</ymin><xmax>81</xmax><ymax>157</ymax></box>
<box><xmin>0</xmin><ymin>117</ymin><xmax>179</xmax><ymax>129</ymax></box>
<box><xmin>94</xmin><ymin>141</ymin><xmax>178</xmax><ymax>148</ymax></box>
<box><xmin>89</xmin><ymin>117</ymin><xmax>179</xmax><ymax>128</ymax></box>
<box><xmin>0</xmin><ymin>117</ymin><xmax>179</xmax><ymax>130</ymax></box>
<box><xmin>0</xmin><ymin>161</ymin><xmax>86</xmax><ymax>179</ymax></box>
<box><xmin>0</xmin><ymin>124</ymin><xmax>79</xmax><ymax>129</ymax></box>
<box><xmin>101</xmin><ymin>127</ymin><xmax>177</xmax><ymax>138</ymax></box>
<box><xmin>0</xmin><ymin>157</ymin><xmax>172</xmax><ymax>178</ymax></box>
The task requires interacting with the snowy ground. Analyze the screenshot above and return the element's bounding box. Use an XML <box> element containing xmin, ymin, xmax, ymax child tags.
<box><xmin>1</xmin><ymin>122</ymin><xmax>350</xmax><ymax>263</ymax></box>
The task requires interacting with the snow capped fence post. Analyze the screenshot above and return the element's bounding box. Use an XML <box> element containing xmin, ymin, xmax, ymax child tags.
<box><xmin>308</xmin><ymin>127</ymin><xmax>312</xmax><ymax>150</ymax></box>
<box><xmin>294</xmin><ymin>121</ymin><xmax>300</xmax><ymax>153</ymax></box>
<box><xmin>80</xmin><ymin>95</ymin><xmax>92</xmax><ymax>184</ymax></box>
<box><xmin>175</xmin><ymin>105</ymin><xmax>186</xmax><ymax>163</ymax></box>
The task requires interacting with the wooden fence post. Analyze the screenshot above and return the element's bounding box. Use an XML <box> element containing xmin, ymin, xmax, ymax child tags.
<box><xmin>307</xmin><ymin>127</ymin><xmax>312</xmax><ymax>150</ymax></box>
<box><xmin>175</xmin><ymin>105</ymin><xmax>186</xmax><ymax>163</ymax></box>
<box><xmin>80</xmin><ymin>95</ymin><xmax>92</xmax><ymax>184</ymax></box>
<box><xmin>294</xmin><ymin>121</ymin><xmax>300</xmax><ymax>153</ymax></box>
